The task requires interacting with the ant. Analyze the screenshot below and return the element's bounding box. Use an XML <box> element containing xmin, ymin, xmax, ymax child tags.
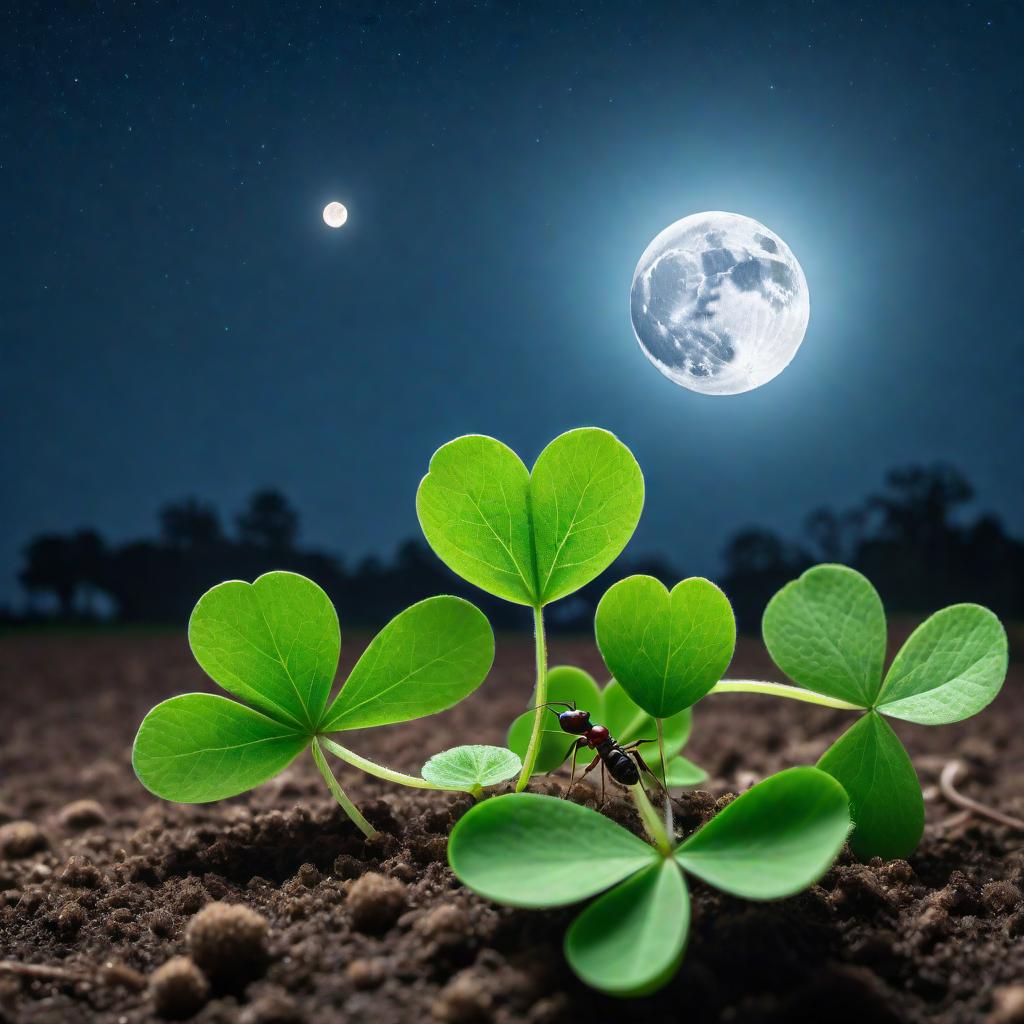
<box><xmin>533</xmin><ymin>701</ymin><xmax>665</xmax><ymax>805</ymax></box>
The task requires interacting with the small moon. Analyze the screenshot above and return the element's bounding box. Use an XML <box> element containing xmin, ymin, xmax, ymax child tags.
<box><xmin>323</xmin><ymin>202</ymin><xmax>348</xmax><ymax>228</ymax></box>
<box><xmin>630</xmin><ymin>211</ymin><xmax>809</xmax><ymax>395</ymax></box>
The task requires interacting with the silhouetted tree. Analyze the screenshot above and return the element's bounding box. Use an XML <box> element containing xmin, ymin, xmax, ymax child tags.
<box><xmin>19</xmin><ymin>529</ymin><xmax>106</xmax><ymax>617</ymax></box>
<box><xmin>12</xmin><ymin>464</ymin><xmax>1024</xmax><ymax>629</ymax></box>
<box><xmin>804</xmin><ymin>507</ymin><xmax>844</xmax><ymax>563</ymax></box>
<box><xmin>160</xmin><ymin>498</ymin><xmax>223</xmax><ymax>548</ymax></box>
<box><xmin>864</xmin><ymin>464</ymin><xmax>973</xmax><ymax>550</ymax></box>
<box><xmin>236</xmin><ymin>490</ymin><xmax>299</xmax><ymax>550</ymax></box>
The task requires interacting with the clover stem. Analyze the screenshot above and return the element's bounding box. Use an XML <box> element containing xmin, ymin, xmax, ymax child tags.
<box><xmin>320</xmin><ymin>737</ymin><xmax>452</xmax><ymax>791</ymax></box>
<box><xmin>515</xmin><ymin>604</ymin><xmax>548</xmax><ymax>792</ymax></box>
<box><xmin>709</xmin><ymin>679</ymin><xmax>862</xmax><ymax>711</ymax></box>
<box><xmin>311</xmin><ymin>738</ymin><xmax>377</xmax><ymax>839</ymax></box>
<box><xmin>655</xmin><ymin>717</ymin><xmax>673</xmax><ymax>834</ymax></box>
<box><xmin>631</xmin><ymin>782</ymin><xmax>673</xmax><ymax>855</ymax></box>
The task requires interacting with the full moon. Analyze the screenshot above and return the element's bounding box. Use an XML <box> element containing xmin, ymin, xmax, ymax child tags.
<box><xmin>630</xmin><ymin>211</ymin><xmax>809</xmax><ymax>395</ymax></box>
<box><xmin>322</xmin><ymin>201</ymin><xmax>348</xmax><ymax>228</ymax></box>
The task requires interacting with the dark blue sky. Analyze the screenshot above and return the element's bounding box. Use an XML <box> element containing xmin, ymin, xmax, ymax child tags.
<box><xmin>2</xmin><ymin>2</ymin><xmax>1022</xmax><ymax>604</ymax></box>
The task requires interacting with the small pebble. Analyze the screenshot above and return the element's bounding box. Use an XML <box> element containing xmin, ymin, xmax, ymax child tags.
<box><xmin>149</xmin><ymin>956</ymin><xmax>209</xmax><ymax>1019</ymax></box>
<box><xmin>416</xmin><ymin>904</ymin><xmax>470</xmax><ymax>946</ymax></box>
<box><xmin>989</xmin><ymin>986</ymin><xmax>1024</xmax><ymax>1024</ymax></box>
<box><xmin>0</xmin><ymin>820</ymin><xmax>47</xmax><ymax>858</ymax></box>
<box><xmin>58</xmin><ymin>799</ymin><xmax>108</xmax><ymax>830</ymax></box>
<box><xmin>149</xmin><ymin>908</ymin><xmax>175</xmax><ymax>937</ymax></box>
<box><xmin>57</xmin><ymin>900</ymin><xmax>87</xmax><ymax>935</ymax></box>
<box><xmin>346</xmin><ymin>957</ymin><xmax>388</xmax><ymax>990</ymax></box>
<box><xmin>346</xmin><ymin>872</ymin><xmax>407</xmax><ymax>934</ymax></box>
<box><xmin>432</xmin><ymin>970</ymin><xmax>492</xmax><ymax>1023</ymax></box>
<box><xmin>186</xmin><ymin>901</ymin><xmax>269</xmax><ymax>979</ymax></box>
<box><xmin>99</xmin><ymin>960</ymin><xmax>146</xmax><ymax>991</ymax></box>
<box><xmin>296</xmin><ymin>863</ymin><xmax>320</xmax><ymax>888</ymax></box>
<box><xmin>173</xmin><ymin>878</ymin><xmax>209</xmax><ymax>915</ymax></box>
<box><xmin>239</xmin><ymin>989</ymin><xmax>304</xmax><ymax>1024</ymax></box>
<box><xmin>982</xmin><ymin>880</ymin><xmax>1022</xmax><ymax>916</ymax></box>
<box><xmin>61</xmin><ymin>856</ymin><xmax>103</xmax><ymax>889</ymax></box>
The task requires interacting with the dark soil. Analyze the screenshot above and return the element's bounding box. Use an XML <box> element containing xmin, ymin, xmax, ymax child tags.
<box><xmin>2</xmin><ymin>627</ymin><xmax>1023</xmax><ymax>1024</ymax></box>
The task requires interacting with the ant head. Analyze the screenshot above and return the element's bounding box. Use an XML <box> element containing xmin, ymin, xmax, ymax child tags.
<box><xmin>558</xmin><ymin>709</ymin><xmax>591</xmax><ymax>735</ymax></box>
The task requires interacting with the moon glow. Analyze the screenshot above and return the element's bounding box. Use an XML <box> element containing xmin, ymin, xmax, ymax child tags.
<box><xmin>322</xmin><ymin>201</ymin><xmax>348</xmax><ymax>228</ymax></box>
<box><xmin>630</xmin><ymin>211</ymin><xmax>809</xmax><ymax>395</ymax></box>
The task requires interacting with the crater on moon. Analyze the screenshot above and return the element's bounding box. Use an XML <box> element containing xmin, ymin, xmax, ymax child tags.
<box><xmin>630</xmin><ymin>211</ymin><xmax>809</xmax><ymax>395</ymax></box>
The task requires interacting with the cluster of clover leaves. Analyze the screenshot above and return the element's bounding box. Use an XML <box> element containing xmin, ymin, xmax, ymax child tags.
<box><xmin>133</xmin><ymin>427</ymin><xmax>1008</xmax><ymax>997</ymax></box>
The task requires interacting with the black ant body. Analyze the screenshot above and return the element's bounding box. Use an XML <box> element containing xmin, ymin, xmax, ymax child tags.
<box><xmin>536</xmin><ymin>702</ymin><xmax>662</xmax><ymax>803</ymax></box>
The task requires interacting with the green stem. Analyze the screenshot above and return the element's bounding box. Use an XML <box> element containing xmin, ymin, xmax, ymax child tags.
<box><xmin>631</xmin><ymin>783</ymin><xmax>672</xmax><ymax>855</ymax></box>
<box><xmin>709</xmin><ymin>679</ymin><xmax>862</xmax><ymax>711</ymax></box>
<box><xmin>319</xmin><ymin>737</ymin><xmax>452</xmax><ymax>791</ymax></box>
<box><xmin>311</xmin><ymin>738</ymin><xmax>377</xmax><ymax>839</ymax></box>
<box><xmin>515</xmin><ymin>604</ymin><xmax>548</xmax><ymax>792</ymax></box>
<box><xmin>655</xmin><ymin>717</ymin><xmax>673</xmax><ymax>834</ymax></box>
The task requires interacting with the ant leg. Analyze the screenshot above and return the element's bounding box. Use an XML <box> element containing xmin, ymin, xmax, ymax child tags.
<box><xmin>630</xmin><ymin>748</ymin><xmax>669</xmax><ymax>797</ymax></box>
<box><xmin>564</xmin><ymin>739</ymin><xmax>584</xmax><ymax>799</ymax></box>
<box><xmin>576</xmin><ymin>754</ymin><xmax>602</xmax><ymax>792</ymax></box>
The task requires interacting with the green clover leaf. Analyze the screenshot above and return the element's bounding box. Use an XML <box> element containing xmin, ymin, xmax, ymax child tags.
<box><xmin>188</xmin><ymin>569</ymin><xmax>341</xmax><ymax>731</ymax></box>
<box><xmin>595</xmin><ymin>575</ymin><xmax>736</xmax><ymax>718</ymax></box>
<box><xmin>416</xmin><ymin>428</ymin><xmax>644</xmax><ymax>607</ymax></box>
<box><xmin>449</xmin><ymin>767</ymin><xmax>850</xmax><ymax>996</ymax></box>
<box><xmin>762</xmin><ymin>564</ymin><xmax>1007</xmax><ymax>859</ymax></box>
<box><xmin>132</xmin><ymin>694</ymin><xmax>311</xmax><ymax>803</ymax></box>
<box><xmin>420</xmin><ymin>745</ymin><xmax>522</xmax><ymax>795</ymax></box>
<box><xmin>816</xmin><ymin>713</ymin><xmax>923</xmax><ymax>861</ymax></box>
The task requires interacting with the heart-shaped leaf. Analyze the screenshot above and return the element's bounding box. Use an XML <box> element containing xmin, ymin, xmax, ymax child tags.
<box><xmin>133</xmin><ymin>694</ymin><xmax>309</xmax><ymax>802</ymax></box>
<box><xmin>415</xmin><ymin>435</ymin><xmax>535</xmax><ymax>605</ymax></box>
<box><xmin>448</xmin><ymin>793</ymin><xmax>658</xmax><ymax>907</ymax></box>
<box><xmin>417</xmin><ymin>428</ymin><xmax>643</xmax><ymax>607</ymax></box>
<box><xmin>421</xmin><ymin>745</ymin><xmax>521</xmax><ymax>792</ymax></box>
<box><xmin>762</xmin><ymin>564</ymin><xmax>884</xmax><ymax>709</ymax></box>
<box><xmin>817</xmin><ymin>713</ymin><xmax>923</xmax><ymax>860</ymax></box>
<box><xmin>675</xmin><ymin>766</ymin><xmax>851</xmax><ymax>899</ymax></box>
<box><xmin>876</xmin><ymin>604</ymin><xmax>1008</xmax><ymax>725</ymax></box>
<box><xmin>529</xmin><ymin>428</ymin><xmax>645</xmax><ymax>605</ymax></box>
<box><xmin>565</xmin><ymin>860</ymin><xmax>689</xmax><ymax>997</ymax></box>
<box><xmin>322</xmin><ymin>596</ymin><xmax>493</xmax><ymax>732</ymax></box>
<box><xmin>595</xmin><ymin>575</ymin><xmax>736</xmax><ymax>718</ymax></box>
<box><xmin>189</xmin><ymin>571</ymin><xmax>340</xmax><ymax>731</ymax></box>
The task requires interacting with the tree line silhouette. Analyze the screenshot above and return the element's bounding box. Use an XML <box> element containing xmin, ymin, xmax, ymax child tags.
<box><xmin>8</xmin><ymin>465</ymin><xmax>1023</xmax><ymax>632</ymax></box>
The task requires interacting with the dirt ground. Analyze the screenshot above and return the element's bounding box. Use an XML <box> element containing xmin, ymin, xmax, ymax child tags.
<box><xmin>1</xmin><ymin>626</ymin><xmax>1022</xmax><ymax>1024</ymax></box>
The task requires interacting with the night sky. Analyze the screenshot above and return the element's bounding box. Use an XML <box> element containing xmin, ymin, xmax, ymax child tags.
<box><xmin>3</xmin><ymin>2</ymin><xmax>1022</xmax><ymax>606</ymax></box>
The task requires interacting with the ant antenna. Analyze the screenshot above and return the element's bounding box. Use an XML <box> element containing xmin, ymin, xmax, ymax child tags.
<box><xmin>525</xmin><ymin>700</ymin><xmax>577</xmax><ymax>716</ymax></box>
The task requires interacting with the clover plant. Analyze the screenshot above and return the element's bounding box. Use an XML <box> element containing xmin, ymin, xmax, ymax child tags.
<box><xmin>417</xmin><ymin>427</ymin><xmax>644</xmax><ymax>790</ymax></box>
<box><xmin>711</xmin><ymin>564</ymin><xmax>1008</xmax><ymax>859</ymax></box>
<box><xmin>132</xmin><ymin>571</ymin><xmax>519</xmax><ymax>837</ymax></box>
<box><xmin>448</xmin><ymin>767</ymin><xmax>851</xmax><ymax>996</ymax></box>
<box><xmin>506</xmin><ymin>665</ymin><xmax>707</xmax><ymax>788</ymax></box>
